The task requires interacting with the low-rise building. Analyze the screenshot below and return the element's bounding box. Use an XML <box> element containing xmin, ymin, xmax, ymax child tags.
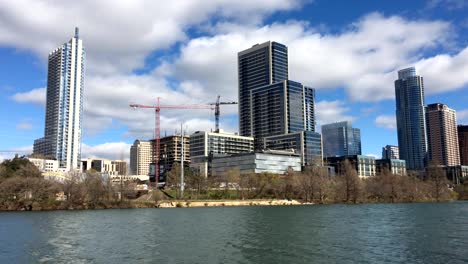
<box><xmin>190</xmin><ymin>130</ymin><xmax>254</xmax><ymax>177</ymax></box>
<box><xmin>82</xmin><ymin>158</ymin><xmax>127</xmax><ymax>176</ymax></box>
<box><xmin>264</xmin><ymin>131</ymin><xmax>322</xmax><ymax>166</ymax></box>
<box><xmin>445</xmin><ymin>165</ymin><xmax>468</xmax><ymax>184</ymax></box>
<box><xmin>325</xmin><ymin>155</ymin><xmax>376</xmax><ymax>177</ymax></box>
<box><xmin>28</xmin><ymin>158</ymin><xmax>60</xmax><ymax>172</ymax></box>
<box><xmin>376</xmin><ymin>159</ymin><xmax>407</xmax><ymax>175</ymax></box>
<box><xmin>211</xmin><ymin>150</ymin><xmax>301</xmax><ymax>177</ymax></box>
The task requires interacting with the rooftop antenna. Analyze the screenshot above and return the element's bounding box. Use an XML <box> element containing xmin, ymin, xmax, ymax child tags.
<box><xmin>75</xmin><ymin>27</ymin><xmax>79</xmax><ymax>38</ymax></box>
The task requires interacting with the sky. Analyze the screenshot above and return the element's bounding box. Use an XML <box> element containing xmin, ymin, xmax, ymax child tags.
<box><xmin>1</xmin><ymin>0</ymin><xmax>468</xmax><ymax>162</ymax></box>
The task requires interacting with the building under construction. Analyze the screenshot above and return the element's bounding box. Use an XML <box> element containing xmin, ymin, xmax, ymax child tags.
<box><xmin>130</xmin><ymin>135</ymin><xmax>190</xmax><ymax>178</ymax></box>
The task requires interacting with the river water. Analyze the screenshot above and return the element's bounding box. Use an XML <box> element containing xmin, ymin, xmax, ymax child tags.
<box><xmin>1</xmin><ymin>202</ymin><xmax>467</xmax><ymax>263</ymax></box>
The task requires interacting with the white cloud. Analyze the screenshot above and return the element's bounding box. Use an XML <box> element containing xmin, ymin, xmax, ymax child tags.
<box><xmin>16</xmin><ymin>123</ymin><xmax>33</xmax><ymax>130</ymax></box>
<box><xmin>81</xmin><ymin>142</ymin><xmax>131</xmax><ymax>161</ymax></box>
<box><xmin>0</xmin><ymin>0</ymin><xmax>301</xmax><ymax>75</ymax></box>
<box><xmin>457</xmin><ymin>109</ymin><xmax>468</xmax><ymax>125</ymax></box>
<box><xmin>315</xmin><ymin>100</ymin><xmax>356</xmax><ymax>128</ymax></box>
<box><xmin>11</xmin><ymin>87</ymin><xmax>46</xmax><ymax>105</ymax></box>
<box><xmin>365</xmin><ymin>153</ymin><xmax>381</xmax><ymax>159</ymax></box>
<box><xmin>375</xmin><ymin>115</ymin><xmax>397</xmax><ymax>130</ymax></box>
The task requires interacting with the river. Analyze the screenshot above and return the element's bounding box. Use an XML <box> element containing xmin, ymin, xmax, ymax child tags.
<box><xmin>1</xmin><ymin>202</ymin><xmax>467</xmax><ymax>263</ymax></box>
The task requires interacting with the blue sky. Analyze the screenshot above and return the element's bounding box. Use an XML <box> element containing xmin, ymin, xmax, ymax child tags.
<box><xmin>1</xmin><ymin>0</ymin><xmax>468</xmax><ymax>161</ymax></box>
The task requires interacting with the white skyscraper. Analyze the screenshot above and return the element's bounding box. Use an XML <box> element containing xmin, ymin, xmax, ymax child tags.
<box><xmin>33</xmin><ymin>27</ymin><xmax>85</xmax><ymax>171</ymax></box>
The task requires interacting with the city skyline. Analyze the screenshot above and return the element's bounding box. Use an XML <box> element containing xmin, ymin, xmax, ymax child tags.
<box><xmin>1</xmin><ymin>1</ymin><xmax>468</xmax><ymax>162</ymax></box>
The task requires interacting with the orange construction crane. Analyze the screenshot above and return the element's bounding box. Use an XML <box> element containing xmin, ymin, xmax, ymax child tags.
<box><xmin>130</xmin><ymin>98</ymin><xmax>212</xmax><ymax>186</ymax></box>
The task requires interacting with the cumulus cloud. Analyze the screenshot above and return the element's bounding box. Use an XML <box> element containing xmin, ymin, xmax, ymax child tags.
<box><xmin>0</xmin><ymin>0</ymin><xmax>301</xmax><ymax>75</ymax></box>
<box><xmin>375</xmin><ymin>115</ymin><xmax>397</xmax><ymax>130</ymax></box>
<box><xmin>81</xmin><ymin>142</ymin><xmax>132</xmax><ymax>161</ymax></box>
<box><xmin>11</xmin><ymin>87</ymin><xmax>46</xmax><ymax>105</ymax></box>
<box><xmin>315</xmin><ymin>100</ymin><xmax>356</xmax><ymax>128</ymax></box>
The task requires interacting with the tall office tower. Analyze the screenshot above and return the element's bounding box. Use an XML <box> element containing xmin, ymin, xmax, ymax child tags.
<box><xmin>458</xmin><ymin>125</ymin><xmax>468</xmax><ymax>165</ymax></box>
<box><xmin>382</xmin><ymin>145</ymin><xmax>399</xmax><ymax>159</ymax></box>
<box><xmin>238</xmin><ymin>41</ymin><xmax>288</xmax><ymax>137</ymax></box>
<box><xmin>322</xmin><ymin>121</ymin><xmax>361</xmax><ymax>158</ymax></box>
<box><xmin>395</xmin><ymin>67</ymin><xmax>427</xmax><ymax>170</ymax></box>
<box><xmin>250</xmin><ymin>80</ymin><xmax>315</xmax><ymax>149</ymax></box>
<box><xmin>425</xmin><ymin>103</ymin><xmax>460</xmax><ymax>166</ymax></box>
<box><xmin>130</xmin><ymin>140</ymin><xmax>153</xmax><ymax>175</ymax></box>
<box><xmin>33</xmin><ymin>27</ymin><xmax>85</xmax><ymax>171</ymax></box>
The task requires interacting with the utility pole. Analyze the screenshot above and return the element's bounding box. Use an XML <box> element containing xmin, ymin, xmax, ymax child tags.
<box><xmin>180</xmin><ymin>123</ymin><xmax>184</xmax><ymax>198</ymax></box>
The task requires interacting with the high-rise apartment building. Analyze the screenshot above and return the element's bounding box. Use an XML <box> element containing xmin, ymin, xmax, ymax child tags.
<box><xmin>382</xmin><ymin>145</ymin><xmax>399</xmax><ymax>159</ymax></box>
<box><xmin>425</xmin><ymin>103</ymin><xmax>460</xmax><ymax>166</ymax></box>
<box><xmin>322</xmin><ymin>121</ymin><xmax>361</xmax><ymax>158</ymax></box>
<box><xmin>33</xmin><ymin>28</ymin><xmax>85</xmax><ymax>171</ymax></box>
<box><xmin>250</xmin><ymin>80</ymin><xmax>315</xmax><ymax>149</ymax></box>
<box><xmin>459</xmin><ymin>125</ymin><xmax>468</xmax><ymax>165</ymax></box>
<box><xmin>130</xmin><ymin>140</ymin><xmax>153</xmax><ymax>175</ymax></box>
<box><xmin>238</xmin><ymin>41</ymin><xmax>288</xmax><ymax>137</ymax></box>
<box><xmin>395</xmin><ymin>67</ymin><xmax>427</xmax><ymax>170</ymax></box>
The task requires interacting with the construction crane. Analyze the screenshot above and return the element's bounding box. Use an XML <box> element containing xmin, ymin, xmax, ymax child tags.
<box><xmin>130</xmin><ymin>98</ymin><xmax>212</xmax><ymax>186</ymax></box>
<box><xmin>209</xmin><ymin>95</ymin><xmax>238</xmax><ymax>131</ymax></box>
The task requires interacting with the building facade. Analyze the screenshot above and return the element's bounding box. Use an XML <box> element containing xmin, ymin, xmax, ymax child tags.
<box><xmin>82</xmin><ymin>158</ymin><xmax>125</xmax><ymax>176</ymax></box>
<box><xmin>382</xmin><ymin>145</ymin><xmax>399</xmax><ymax>160</ymax></box>
<box><xmin>395</xmin><ymin>67</ymin><xmax>427</xmax><ymax>170</ymax></box>
<box><xmin>250</xmin><ymin>80</ymin><xmax>315</xmax><ymax>149</ymax></box>
<box><xmin>322</xmin><ymin>121</ymin><xmax>361</xmax><ymax>158</ymax></box>
<box><xmin>130</xmin><ymin>140</ymin><xmax>153</xmax><ymax>176</ymax></box>
<box><xmin>376</xmin><ymin>159</ymin><xmax>407</xmax><ymax>175</ymax></box>
<box><xmin>326</xmin><ymin>155</ymin><xmax>376</xmax><ymax>177</ymax></box>
<box><xmin>190</xmin><ymin>130</ymin><xmax>254</xmax><ymax>177</ymax></box>
<box><xmin>264</xmin><ymin>131</ymin><xmax>322</xmax><ymax>166</ymax></box>
<box><xmin>211</xmin><ymin>151</ymin><xmax>301</xmax><ymax>176</ymax></box>
<box><xmin>238</xmin><ymin>41</ymin><xmax>288</xmax><ymax>137</ymax></box>
<box><xmin>425</xmin><ymin>103</ymin><xmax>460</xmax><ymax>166</ymax></box>
<box><xmin>458</xmin><ymin>125</ymin><xmax>468</xmax><ymax>166</ymax></box>
<box><xmin>28</xmin><ymin>158</ymin><xmax>60</xmax><ymax>172</ymax></box>
<box><xmin>159</xmin><ymin>135</ymin><xmax>190</xmax><ymax>173</ymax></box>
<box><xmin>33</xmin><ymin>28</ymin><xmax>85</xmax><ymax>171</ymax></box>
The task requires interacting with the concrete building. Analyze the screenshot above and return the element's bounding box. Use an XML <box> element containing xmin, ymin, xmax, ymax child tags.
<box><xmin>382</xmin><ymin>145</ymin><xmax>399</xmax><ymax>160</ymax></box>
<box><xmin>33</xmin><ymin>28</ymin><xmax>85</xmax><ymax>171</ymax></box>
<box><xmin>250</xmin><ymin>80</ymin><xmax>315</xmax><ymax>149</ymax></box>
<box><xmin>376</xmin><ymin>159</ymin><xmax>407</xmax><ymax>175</ymax></box>
<box><xmin>211</xmin><ymin>151</ymin><xmax>301</xmax><ymax>176</ymax></box>
<box><xmin>190</xmin><ymin>130</ymin><xmax>254</xmax><ymax>177</ymax></box>
<box><xmin>322</xmin><ymin>121</ymin><xmax>361</xmax><ymax>158</ymax></box>
<box><xmin>130</xmin><ymin>140</ymin><xmax>153</xmax><ymax>176</ymax></box>
<box><xmin>445</xmin><ymin>165</ymin><xmax>468</xmax><ymax>184</ymax></box>
<box><xmin>81</xmin><ymin>158</ymin><xmax>127</xmax><ymax>176</ymax></box>
<box><xmin>425</xmin><ymin>103</ymin><xmax>460</xmax><ymax>166</ymax></box>
<box><xmin>112</xmin><ymin>160</ymin><xmax>127</xmax><ymax>176</ymax></box>
<box><xmin>326</xmin><ymin>155</ymin><xmax>376</xmax><ymax>177</ymax></box>
<box><xmin>264</xmin><ymin>131</ymin><xmax>322</xmax><ymax>166</ymax></box>
<box><xmin>395</xmin><ymin>67</ymin><xmax>427</xmax><ymax>170</ymax></box>
<box><xmin>130</xmin><ymin>135</ymin><xmax>190</xmax><ymax>177</ymax></box>
<box><xmin>238</xmin><ymin>41</ymin><xmax>288</xmax><ymax>137</ymax></box>
<box><xmin>159</xmin><ymin>135</ymin><xmax>190</xmax><ymax>173</ymax></box>
<box><xmin>28</xmin><ymin>158</ymin><xmax>60</xmax><ymax>172</ymax></box>
<box><xmin>458</xmin><ymin>125</ymin><xmax>468</xmax><ymax>165</ymax></box>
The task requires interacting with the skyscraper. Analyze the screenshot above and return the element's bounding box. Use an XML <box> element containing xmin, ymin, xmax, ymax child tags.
<box><xmin>250</xmin><ymin>80</ymin><xmax>315</xmax><ymax>149</ymax></box>
<box><xmin>395</xmin><ymin>67</ymin><xmax>427</xmax><ymax>170</ymax></box>
<box><xmin>238</xmin><ymin>41</ymin><xmax>288</xmax><ymax>137</ymax></box>
<box><xmin>321</xmin><ymin>121</ymin><xmax>361</xmax><ymax>158</ymax></box>
<box><xmin>382</xmin><ymin>145</ymin><xmax>399</xmax><ymax>159</ymax></box>
<box><xmin>33</xmin><ymin>28</ymin><xmax>85</xmax><ymax>171</ymax></box>
<box><xmin>425</xmin><ymin>103</ymin><xmax>460</xmax><ymax>166</ymax></box>
<box><xmin>458</xmin><ymin>125</ymin><xmax>468</xmax><ymax>166</ymax></box>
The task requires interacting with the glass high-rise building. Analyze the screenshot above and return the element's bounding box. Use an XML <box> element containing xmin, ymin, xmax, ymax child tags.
<box><xmin>250</xmin><ymin>80</ymin><xmax>315</xmax><ymax>149</ymax></box>
<box><xmin>33</xmin><ymin>28</ymin><xmax>85</xmax><ymax>171</ymax></box>
<box><xmin>321</xmin><ymin>121</ymin><xmax>361</xmax><ymax>158</ymax></box>
<box><xmin>395</xmin><ymin>67</ymin><xmax>427</xmax><ymax>170</ymax></box>
<box><xmin>425</xmin><ymin>103</ymin><xmax>460</xmax><ymax>166</ymax></box>
<box><xmin>238</xmin><ymin>41</ymin><xmax>288</xmax><ymax>137</ymax></box>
